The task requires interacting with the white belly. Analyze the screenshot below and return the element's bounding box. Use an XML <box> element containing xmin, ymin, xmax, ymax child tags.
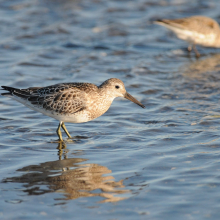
<box><xmin>49</xmin><ymin>111</ymin><xmax>90</xmax><ymax>123</ymax></box>
<box><xmin>8</xmin><ymin>95</ymin><xmax>91</xmax><ymax>123</ymax></box>
<box><xmin>171</xmin><ymin>27</ymin><xmax>216</xmax><ymax>46</ymax></box>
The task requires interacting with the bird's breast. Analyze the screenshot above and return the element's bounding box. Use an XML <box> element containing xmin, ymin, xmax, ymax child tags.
<box><xmin>86</xmin><ymin>94</ymin><xmax>114</xmax><ymax>120</ymax></box>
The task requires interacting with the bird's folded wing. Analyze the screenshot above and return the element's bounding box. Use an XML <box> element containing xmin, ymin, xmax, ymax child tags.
<box><xmin>156</xmin><ymin>17</ymin><xmax>218</xmax><ymax>34</ymax></box>
<box><xmin>28</xmin><ymin>85</ymin><xmax>87</xmax><ymax>114</ymax></box>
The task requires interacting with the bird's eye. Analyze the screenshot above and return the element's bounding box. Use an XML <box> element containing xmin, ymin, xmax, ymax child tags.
<box><xmin>115</xmin><ymin>85</ymin><xmax>120</xmax><ymax>89</ymax></box>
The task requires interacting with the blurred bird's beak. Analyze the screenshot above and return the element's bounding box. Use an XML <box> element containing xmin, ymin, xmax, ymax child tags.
<box><xmin>124</xmin><ymin>92</ymin><xmax>145</xmax><ymax>108</ymax></box>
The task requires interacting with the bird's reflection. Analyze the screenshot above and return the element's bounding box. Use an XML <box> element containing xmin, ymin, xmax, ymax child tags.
<box><xmin>182</xmin><ymin>53</ymin><xmax>220</xmax><ymax>78</ymax></box>
<box><xmin>3</xmin><ymin>142</ymin><xmax>129</xmax><ymax>203</ymax></box>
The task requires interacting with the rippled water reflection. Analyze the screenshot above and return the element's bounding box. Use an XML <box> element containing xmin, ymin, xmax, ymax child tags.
<box><xmin>3</xmin><ymin>143</ymin><xmax>129</xmax><ymax>204</ymax></box>
<box><xmin>1</xmin><ymin>0</ymin><xmax>220</xmax><ymax>219</ymax></box>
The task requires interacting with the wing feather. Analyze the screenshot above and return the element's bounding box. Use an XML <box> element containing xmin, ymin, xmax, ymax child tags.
<box><xmin>28</xmin><ymin>85</ymin><xmax>87</xmax><ymax>114</ymax></box>
<box><xmin>1</xmin><ymin>82</ymin><xmax>98</xmax><ymax>115</ymax></box>
<box><xmin>156</xmin><ymin>16</ymin><xmax>220</xmax><ymax>35</ymax></box>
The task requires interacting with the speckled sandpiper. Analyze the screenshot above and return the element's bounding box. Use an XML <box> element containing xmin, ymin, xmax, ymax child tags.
<box><xmin>1</xmin><ymin>78</ymin><xmax>145</xmax><ymax>141</ymax></box>
<box><xmin>155</xmin><ymin>16</ymin><xmax>220</xmax><ymax>57</ymax></box>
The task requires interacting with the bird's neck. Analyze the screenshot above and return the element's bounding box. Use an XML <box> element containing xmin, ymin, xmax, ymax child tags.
<box><xmin>98</xmin><ymin>87</ymin><xmax>115</xmax><ymax>109</ymax></box>
<box><xmin>99</xmin><ymin>86</ymin><xmax>115</xmax><ymax>98</ymax></box>
<box><xmin>88</xmin><ymin>88</ymin><xmax>115</xmax><ymax>120</ymax></box>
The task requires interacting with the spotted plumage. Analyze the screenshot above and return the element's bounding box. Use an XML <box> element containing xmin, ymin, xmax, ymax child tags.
<box><xmin>1</xmin><ymin>78</ymin><xmax>145</xmax><ymax>141</ymax></box>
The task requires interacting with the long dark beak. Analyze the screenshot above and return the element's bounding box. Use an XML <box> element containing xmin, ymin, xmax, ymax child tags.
<box><xmin>124</xmin><ymin>92</ymin><xmax>145</xmax><ymax>108</ymax></box>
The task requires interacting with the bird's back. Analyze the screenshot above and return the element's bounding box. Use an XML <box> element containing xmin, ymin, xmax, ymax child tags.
<box><xmin>160</xmin><ymin>16</ymin><xmax>219</xmax><ymax>34</ymax></box>
<box><xmin>1</xmin><ymin>83</ymin><xmax>99</xmax><ymax>119</ymax></box>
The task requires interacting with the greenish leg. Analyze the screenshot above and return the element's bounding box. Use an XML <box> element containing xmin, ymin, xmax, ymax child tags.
<box><xmin>56</xmin><ymin>122</ymin><xmax>63</xmax><ymax>141</ymax></box>
<box><xmin>188</xmin><ymin>45</ymin><xmax>192</xmax><ymax>52</ymax></box>
<box><xmin>61</xmin><ymin>122</ymin><xmax>72</xmax><ymax>138</ymax></box>
<box><xmin>193</xmin><ymin>44</ymin><xmax>200</xmax><ymax>58</ymax></box>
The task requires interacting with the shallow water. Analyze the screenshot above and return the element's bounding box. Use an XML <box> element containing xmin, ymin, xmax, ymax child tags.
<box><xmin>1</xmin><ymin>0</ymin><xmax>220</xmax><ymax>219</ymax></box>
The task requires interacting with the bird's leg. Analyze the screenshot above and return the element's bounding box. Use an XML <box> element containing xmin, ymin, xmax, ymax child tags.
<box><xmin>193</xmin><ymin>44</ymin><xmax>200</xmax><ymax>58</ymax></box>
<box><xmin>61</xmin><ymin>122</ymin><xmax>72</xmax><ymax>138</ymax></box>
<box><xmin>56</xmin><ymin>122</ymin><xmax>63</xmax><ymax>141</ymax></box>
<box><xmin>187</xmin><ymin>45</ymin><xmax>192</xmax><ymax>52</ymax></box>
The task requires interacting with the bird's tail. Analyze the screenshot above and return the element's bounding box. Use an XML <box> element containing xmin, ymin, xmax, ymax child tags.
<box><xmin>1</xmin><ymin>86</ymin><xmax>29</xmax><ymax>99</ymax></box>
<box><xmin>154</xmin><ymin>19</ymin><xmax>171</xmax><ymax>27</ymax></box>
<box><xmin>1</xmin><ymin>86</ymin><xmax>16</xmax><ymax>96</ymax></box>
<box><xmin>154</xmin><ymin>19</ymin><xmax>164</xmax><ymax>24</ymax></box>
